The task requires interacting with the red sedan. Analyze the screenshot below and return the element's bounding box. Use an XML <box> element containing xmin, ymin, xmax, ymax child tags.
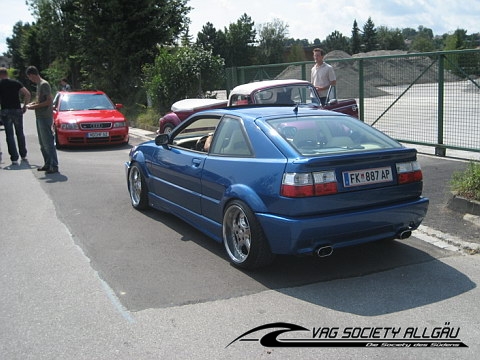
<box><xmin>53</xmin><ymin>90</ymin><xmax>129</xmax><ymax>148</ymax></box>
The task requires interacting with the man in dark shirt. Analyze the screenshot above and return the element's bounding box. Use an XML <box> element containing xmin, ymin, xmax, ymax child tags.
<box><xmin>0</xmin><ymin>67</ymin><xmax>31</xmax><ymax>165</ymax></box>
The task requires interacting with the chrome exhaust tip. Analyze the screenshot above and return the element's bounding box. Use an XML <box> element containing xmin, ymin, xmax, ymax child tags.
<box><xmin>316</xmin><ymin>246</ymin><xmax>333</xmax><ymax>257</ymax></box>
<box><xmin>397</xmin><ymin>229</ymin><xmax>412</xmax><ymax>240</ymax></box>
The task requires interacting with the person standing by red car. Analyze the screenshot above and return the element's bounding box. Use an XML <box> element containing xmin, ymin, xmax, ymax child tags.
<box><xmin>25</xmin><ymin>66</ymin><xmax>59</xmax><ymax>174</ymax></box>
<box><xmin>311</xmin><ymin>48</ymin><xmax>336</xmax><ymax>106</ymax></box>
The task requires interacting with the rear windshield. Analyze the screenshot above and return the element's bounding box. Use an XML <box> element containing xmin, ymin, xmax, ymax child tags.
<box><xmin>267</xmin><ymin>115</ymin><xmax>402</xmax><ymax>156</ymax></box>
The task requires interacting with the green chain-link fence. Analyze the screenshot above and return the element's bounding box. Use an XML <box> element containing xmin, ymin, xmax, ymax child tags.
<box><xmin>226</xmin><ymin>49</ymin><xmax>480</xmax><ymax>155</ymax></box>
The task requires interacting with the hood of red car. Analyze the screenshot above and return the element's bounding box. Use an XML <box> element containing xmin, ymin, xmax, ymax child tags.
<box><xmin>55</xmin><ymin>109</ymin><xmax>125</xmax><ymax>122</ymax></box>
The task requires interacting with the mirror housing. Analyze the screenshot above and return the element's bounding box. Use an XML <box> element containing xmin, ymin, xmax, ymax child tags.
<box><xmin>155</xmin><ymin>133</ymin><xmax>169</xmax><ymax>146</ymax></box>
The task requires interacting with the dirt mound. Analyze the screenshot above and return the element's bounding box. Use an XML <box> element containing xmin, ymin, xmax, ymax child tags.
<box><xmin>352</xmin><ymin>50</ymin><xmax>409</xmax><ymax>58</ymax></box>
<box><xmin>325</xmin><ymin>50</ymin><xmax>352</xmax><ymax>60</ymax></box>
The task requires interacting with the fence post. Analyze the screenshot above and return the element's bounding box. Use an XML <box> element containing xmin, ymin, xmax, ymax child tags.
<box><xmin>358</xmin><ymin>59</ymin><xmax>365</xmax><ymax>122</ymax></box>
<box><xmin>435</xmin><ymin>54</ymin><xmax>446</xmax><ymax>157</ymax></box>
<box><xmin>239</xmin><ymin>67</ymin><xmax>245</xmax><ymax>86</ymax></box>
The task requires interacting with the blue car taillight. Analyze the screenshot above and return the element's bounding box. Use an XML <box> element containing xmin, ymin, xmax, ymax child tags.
<box><xmin>281</xmin><ymin>171</ymin><xmax>337</xmax><ymax>197</ymax></box>
<box><xmin>396</xmin><ymin>161</ymin><xmax>423</xmax><ymax>184</ymax></box>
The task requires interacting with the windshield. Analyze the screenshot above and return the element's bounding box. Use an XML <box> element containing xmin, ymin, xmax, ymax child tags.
<box><xmin>59</xmin><ymin>93</ymin><xmax>115</xmax><ymax>111</ymax></box>
<box><xmin>254</xmin><ymin>85</ymin><xmax>321</xmax><ymax>106</ymax></box>
<box><xmin>267</xmin><ymin>115</ymin><xmax>402</xmax><ymax>156</ymax></box>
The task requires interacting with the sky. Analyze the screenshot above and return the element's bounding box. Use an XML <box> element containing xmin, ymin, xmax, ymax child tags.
<box><xmin>1</xmin><ymin>0</ymin><xmax>479</xmax><ymax>55</ymax></box>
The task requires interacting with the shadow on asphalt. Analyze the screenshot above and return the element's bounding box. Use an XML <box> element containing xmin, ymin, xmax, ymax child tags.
<box><xmin>127</xmin><ymin>207</ymin><xmax>475</xmax><ymax>316</ymax></box>
<box><xmin>253</xmin><ymin>241</ymin><xmax>476</xmax><ymax>316</ymax></box>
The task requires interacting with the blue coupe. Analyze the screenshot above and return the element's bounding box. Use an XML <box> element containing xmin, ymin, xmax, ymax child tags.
<box><xmin>126</xmin><ymin>106</ymin><xmax>429</xmax><ymax>269</ymax></box>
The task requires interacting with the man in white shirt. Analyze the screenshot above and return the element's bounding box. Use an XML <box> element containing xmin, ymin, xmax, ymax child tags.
<box><xmin>311</xmin><ymin>48</ymin><xmax>336</xmax><ymax>106</ymax></box>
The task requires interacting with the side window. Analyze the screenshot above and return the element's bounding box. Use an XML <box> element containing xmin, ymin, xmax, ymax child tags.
<box><xmin>210</xmin><ymin>116</ymin><xmax>252</xmax><ymax>156</ymax></box>
<box><xmin>230</xmin><ymin>94</ymin><xmax>250</xmax><ymax>106</ymax></box>
<box><xmin>172</xmin><ymin>116</ymin><xmax>220</xmax><ymax>151</ymax></box>
<box><xmin>254</xmin><ymin>90</ymin><xmax>274</xmax><ymax>104</ymax></box>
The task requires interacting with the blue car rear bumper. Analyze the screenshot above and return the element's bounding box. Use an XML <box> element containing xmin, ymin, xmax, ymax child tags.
<box><xmin>256</xmin><ymin>197</ymin><xmax>429</xmax><ymax>255</ymax></box>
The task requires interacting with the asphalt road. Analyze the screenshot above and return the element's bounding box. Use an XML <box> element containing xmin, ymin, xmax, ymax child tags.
<box><xmin>1</xmin><ymin>112</ymin><xmax>479</xmax><ymax>359</ymax></box>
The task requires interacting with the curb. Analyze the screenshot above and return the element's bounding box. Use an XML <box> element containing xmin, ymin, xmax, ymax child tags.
<box><xmin>447</xmin><ymin>193</ymin><xmax>480</xmax><ymax>216</ymax></box>
<box><xmin>129</xmin><ymin>127</ymin><xmax>156</xmax><ymax>141</ymax></box>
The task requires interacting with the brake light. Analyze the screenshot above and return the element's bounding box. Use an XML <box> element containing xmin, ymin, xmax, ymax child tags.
<box><xmin>281</xmin><ymin>171</ymin><xmax>337</xmax><ymax>197</ymax></box>
<box><xmin>396</xmin><ymin>161</ymin><xmax>423</xmax><ymax>184</ymax></box>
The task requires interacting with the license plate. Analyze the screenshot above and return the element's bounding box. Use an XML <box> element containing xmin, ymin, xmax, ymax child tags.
<box><xmin>343</xmin><ymin>166</ymin><xmax>393</xmax><ymax>187</ymax></box>
<box><xmin>87</xmin><ymin>132</ymin><xmax>109</xmax><ymax>138</ymax></box>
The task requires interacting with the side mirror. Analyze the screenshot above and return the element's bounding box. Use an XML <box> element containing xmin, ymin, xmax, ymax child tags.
<box><xmin>155</xmin><ymin>133</ymin><xmax>169</xmax><ymax>146</ymax></box>
<box><xmin>115</xmin><ymin>103</ymin><xmax>124</xmax><ymax>109</ymax></box>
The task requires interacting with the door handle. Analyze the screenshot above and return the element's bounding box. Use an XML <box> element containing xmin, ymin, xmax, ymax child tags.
<box><xmin>192</xmin><ymin>158</ymin><xmax>202</xmax><ymax>167</ymax></box>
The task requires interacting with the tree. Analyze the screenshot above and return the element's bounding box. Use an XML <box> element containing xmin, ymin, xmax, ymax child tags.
<box><xmin>6</xmin><ymin>22</ymin><xmax>36</xmax><ymax>84</ymax></box>
<box><xmin>78</xmin><ymin>0</ymin><xmax>191</xmax><ymax>101</ymax></box>
<box><xmin>443</xmin><ymin>29</ymin><xmax>476</xmax><ymax>77</ymax></box>
<box><xmin>285</xmin><ymin>38</ymin><xmax>309</xmax><ymax>48</ymax></box>
<box><xmin>411</xmin><ymin>34</ymin><xmax>435</xmax><ymax>52</ymax></box>
<box><xmin>287</xmin><ymin>43</ymin><xmax>307</xmax><ymax>62</ymax></box>
<box><xmin>196</xmin><ymin>22</ymin><xmax>218</xmax><ymax>52</ymax></box>
<box><xmin>402</xmin><ymin>27</ymin><xmax>417</xmax><ymax>40</ymax></box>
<box><xmin>403</xmin><ymin>26</ymin><xmax>437</xmax><ymax>52</ymax></box>
<box><xmin>377</xmin><ymin>26</ymin><xmax>406</xmax><ymax>50</ymax></box>
<box><xmin>256</xmin><ymin>18</ymin><xmax>289</xmax><ymax>64</ymax></box>
<box><xmin>180</xmin><ymin>29</ymin><xmax>194</xmax><ymax>47</ymax></box>
<box><xmin>142</xmin><ymin>46</ymin><xmax>225</xmax><ymax>112</ymax></box>
<box><xmin>221</xmin><ymin>13</ymin><xmax>256</xmax><ymax>67</ymax></box>
<box><xmin>362</xmin><ymin>17</ymin><xmax>377</xmax><ymax>52</ymax></box>
<box><xmin>323</xmin><ymin>30</ymin><xmax>350</xmax><ymax>53</ymax></box>
<box><xmin>417</xmin><ymin>26</ymin><xmax>434</xmax><ymax>41</ymax></box>
<box><xmin>444</xmin><ymin>29</ymin><xmax>468</xmax><ymax>50</ymax></box>
<box><xmin>350</xmin><ymin>20</ymin><xmax>362</xmax><ymax>54</ymax></box>
<box><xmin>22</xmin><ymin>0</ymin><xmax>191</xmax><ymax>104</ymax></box>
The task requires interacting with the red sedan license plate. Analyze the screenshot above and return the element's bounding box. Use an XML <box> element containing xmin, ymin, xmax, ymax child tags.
<box><xmin>87</xmin><ymin>132</ymin><xmax>109</xmax><ymax>138</ymax></box>
<box><xmin>343</xmin><ymin>166</ymin><xmax>392</xmax><ymax>187</ymax></box>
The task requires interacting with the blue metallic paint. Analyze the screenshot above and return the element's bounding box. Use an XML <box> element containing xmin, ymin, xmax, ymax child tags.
<box><xmin>127</xmin><ymin>106</ymin><xmax>429</xmax><ymax>263</ymax></box>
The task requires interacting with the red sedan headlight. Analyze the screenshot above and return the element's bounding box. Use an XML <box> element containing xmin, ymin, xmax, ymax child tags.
<box><xmin>60</xmin><ymin>123</ymin><xmax>79</xmax><ymax>130</ymax></box>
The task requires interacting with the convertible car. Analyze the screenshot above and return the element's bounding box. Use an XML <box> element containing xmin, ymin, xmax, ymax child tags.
<box><xmin>128</xmin><ymin>106</ymin><xmax>428</xmax><ymax>269</ymax></box>
<box><xmin>158</xmin><ymin>79</ymin><xmax>358</xmax><ymax>134</ymax></box>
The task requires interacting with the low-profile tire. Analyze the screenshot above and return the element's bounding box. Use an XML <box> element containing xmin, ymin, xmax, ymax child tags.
<box><xmin>128</xmin><ymin>163</ymin><xmax>149</xmax><ymax>210</ymax></box>
<box><xmin>223</xmin><ymin>200</ymin><xmax>275</xmax><ymax>269</ymax></box>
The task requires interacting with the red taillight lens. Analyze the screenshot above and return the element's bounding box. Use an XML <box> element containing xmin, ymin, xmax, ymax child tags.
<box><xmin>314</xmin><ymin>182</ymin><xmax>338</xmax><ymax>195</ymax></box>
<box><xmin>281</xmin><ymin>171</ymin><xmax>337</xmax><ymax>197</ymax></box>
<box><xmin>281</xmin><ymin>184</ymin><xmax>315</xmax><ymax>197</ymax></box>
<box><xmin>396</xmin><ymin>161</ymin><xmax>423</xmax><ymax>184</ymax></box>
<box><xmin>313</xmin><ymin>171</ymin><xmax>338</xmax><ymax>195</ymax></box>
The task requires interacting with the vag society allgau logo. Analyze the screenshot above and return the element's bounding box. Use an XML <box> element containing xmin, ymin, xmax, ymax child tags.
<box><xmin>226</xmin><ymin>322</ymin><xmax>468</xmax><ymax>348</ymax></box>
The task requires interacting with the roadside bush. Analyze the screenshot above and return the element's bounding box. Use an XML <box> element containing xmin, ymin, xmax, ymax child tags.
<box><xmin>142</xmin><ymin>46</ymin><xmax>225</xmax><ymax>113</ymax></box>
<box><xmin>451</xmin><ymin>162</ymin><xmax>480</xmax><ymax>201</ymax></box>
<box><xmin>132</xmin><ymin>107</ymin><xmax>160</xmax><ymax>132</ymax></box>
